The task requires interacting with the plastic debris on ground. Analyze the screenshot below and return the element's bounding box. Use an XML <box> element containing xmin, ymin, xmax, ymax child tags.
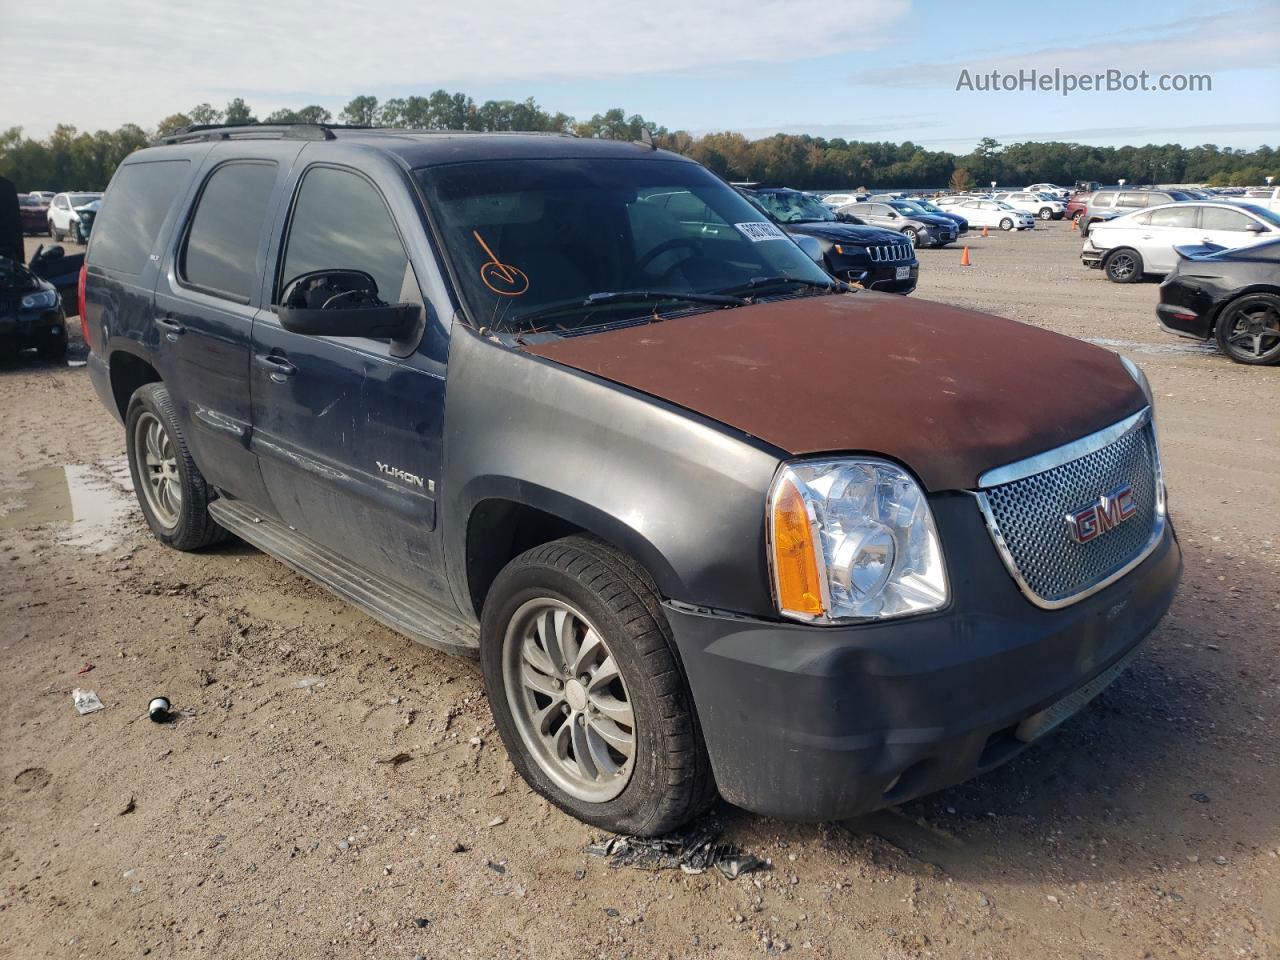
<box><xmin>585</xmin><ymin>821</ymin><xmax>768</xmax><ymax>879</ymax></box>
<box><xmin>72</xmin><ymin>689</ymin><xmax>105</xmax><ymax>715</ymax></box>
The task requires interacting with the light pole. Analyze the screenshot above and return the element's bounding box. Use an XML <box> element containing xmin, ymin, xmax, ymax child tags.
<box><xmin>1118</xmin><ymin>178</ymin><xmax>1126</xmax><ymax>186</ymax></box>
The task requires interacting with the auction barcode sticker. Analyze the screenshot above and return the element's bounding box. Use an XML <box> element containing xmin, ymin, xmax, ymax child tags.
<box><xmin>734</xmin><ymin>221</ymin><xmax>788</xmax><ymax>242</ymax></box>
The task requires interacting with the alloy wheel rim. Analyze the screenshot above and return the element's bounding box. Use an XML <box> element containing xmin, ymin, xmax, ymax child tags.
<box><xmin>1110</xmin><ymin>255</ymin><xmax>1135</xmax><ymax>279</ymax></box>
<box><xmin>134</xmin><ymin>411</ymin><xmax>182</xmax><ymax>528</ymax></box>
<box><xmin>502</xmin><ymin>597</ymin><xmax>635</xmax><ymax>802</ymax></box>
<box><xmin>1226</xmin><ymin>301</ymin><xmax>1280</xmax><ymax>360</ymax></box>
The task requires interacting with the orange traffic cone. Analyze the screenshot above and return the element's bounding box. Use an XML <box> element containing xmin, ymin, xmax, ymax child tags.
<box><xmin>980</xmin><ymin>225</ymin><xmax>989</xmax><ymax>238</ymax></box>
<box><xmin>960</xmin><ymin>246</ymin><xmax>971</xmax><ymax>266</ymax></box>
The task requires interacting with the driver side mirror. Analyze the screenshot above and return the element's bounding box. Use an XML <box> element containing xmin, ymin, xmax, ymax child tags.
<box><xmin>1244</xmin><ymin>222</ymin><xmax>1265</xmax><ymax>234</ymax></box>
<box><xmin>277</xmin><ymin>270</ymin><xmax>419</xmax><ymax>340</ymax></box>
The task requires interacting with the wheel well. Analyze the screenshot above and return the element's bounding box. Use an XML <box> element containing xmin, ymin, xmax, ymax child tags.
<box><xmin>109</xmin><ymin>352</ymin><xmax>161</xmax><ymax>420</ymax></box>
<box><xmin>1209</xmin><ymin>286</ymin><xmax>1280</xmax><ymax>332</ymax></box>
<box><xmin>465</xmin><ymin>499</ymin><xmax>586</xmax><ymax>619</ymax></box>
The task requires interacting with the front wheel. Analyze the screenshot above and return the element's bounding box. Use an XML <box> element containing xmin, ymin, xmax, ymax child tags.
<box><xmin>481</xmin><ymin>535</ymin><xmax>716</xmax><ymax>836</ymax></box>
<box><xmin>72</xmin><ymin>221</ymin><xmax>84</xmax><ymax>244</ymax></box>
<box><xmin>999</xmin><ymin>217</ymin><xmax>1014</xmax><ymax>231</ymax></box>
<box><xmin>1039</xmin><ymin>207</ymin><xmax>1054</xmax><ymax>220</ymax></box>
<box><xmin>902</xmin><ymin>226</ymin><xmax>919</xmax><ymax>245</ymax></box>
<box><xmin>49</xmin><ymin>221</ymin><xmax>59</xmax><ymax>241</ymax></box>
<box><xmin>1215</xmin><ymin>293</ymin><xmax>1280</xmax><ymax>365</ymax></box>
<box><xmin>1104</xmin><ymin>248</ymin><xmax>1143</xmax><ymax>283</ymax></box>
<box><xmin>125</xmin><ymin>383</ymin><xmax>229</xmax><ymax>550</ymax></box>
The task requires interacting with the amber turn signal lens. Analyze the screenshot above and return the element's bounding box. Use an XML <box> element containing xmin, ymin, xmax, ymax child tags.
<box><xmin>771</xmin><ymin>478</ymin><xmax>824</xmax><ymax>617</ymax></box>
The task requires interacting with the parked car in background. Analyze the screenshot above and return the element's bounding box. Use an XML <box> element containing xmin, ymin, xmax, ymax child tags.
<box><xmin>834</xmin><ymin>199</ymin><xmax>957</xmax><ymax>247</ymax></box>
<box><xmin>28</xmin><ymin>190</ymin><xmax>57</xmax><ymax>202</ymax></box>
<box><xmin>820</xmin><ymin>193</ymin><xmax>862</xmax><ymax>208</ymax></box>
<box><xmin>946</xmin><ymin>199</ymin><xmax>1036</xmax><ymax>231</ymax></box>
<box><xmin>1227</xmin><ymin>187</ymin><xmax>1280</xmax><ymax>213</ymax></box>
<box><xmin>47</xmin><ymin>192</ymin><xmax>102</xmax><ymax>243</ymax></box>
<box><xmin>83</xmin><ymin>124</ymin><xmax>1181</xmax><ymax>835</ymax></box>
<box><xmin>744</xmin><ymin>188</ymin><xmax>919</xmax><ymax>293</ymax></box>
<box><xmin>1082</xmin><ymin>202</ymin><xmax>1280</xmax><ymax>282</ymax></box>
<box><xmin>1066</xmin><ymin>191</ymin><xmax>1093</xmax><ymax>226</ymax></box>
<box><xmin>18</xmin><ymin>194</ymin><xmax>50</xmax><ymax>234</ymax></box>
<box><xmin>1026</xmin><ymin>183</ymin><xmax>1071</xmax><ymax>201</ymax></box>
<box><xmin>1157</xmin><ymin>238</ymin><xmax>1280</xmax><ymax>365</ymax></box>
<box><xmin>0</xmin><ymin>254</ymin><xmax>68</xmax><ymax>359</ymax></box>
<box><xmin>882</xmin><ymin>196</ymin><xmax>969</xmax><ymax>235</ymax></box>
<box><xmin>994</xmin><ymin>191</ymin><xmax>1066</xmax><ymax>220</ymax></box>
<box><xmin>1079</xmin><ymin>188</ymin><xmax>1197</xmax><ymax>236</ymax></box>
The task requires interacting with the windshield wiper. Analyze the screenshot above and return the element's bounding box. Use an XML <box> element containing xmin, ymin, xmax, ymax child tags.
<box><xmin>512</xmin><ymin>289</ymin><xmax>748</xmax><ymax>327</ymax></box>
<box><xmin>716</xmin><ymin>275</ymin><xmax>849</xmax><ymax>296</ymax></box>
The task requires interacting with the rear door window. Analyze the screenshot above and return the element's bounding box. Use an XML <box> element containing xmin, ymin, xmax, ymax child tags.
<box><xmin>90</xmin><ymin>160</ymin><xmax>190</xmax><ymax>274</ymax></box>
<box><xmin>180</xmin><ymin>161</ymin><xmax>278</xmax><ymax>302</ymax></box>
<box><xmin>1147</xmin><ymin>206</ymin><xmax>1198</xmax><ymax>228</ymax></box>
<box><xmin>1093</xmin><ymin>191</ymin><xmax>1116</xmax><ymax>207</ymax></box>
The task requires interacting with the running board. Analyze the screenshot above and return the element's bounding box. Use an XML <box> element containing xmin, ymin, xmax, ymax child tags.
<box><xmin>208</xmin><ymin>499</ymin><xmax>479</xmax><ymax>657</ymax></box>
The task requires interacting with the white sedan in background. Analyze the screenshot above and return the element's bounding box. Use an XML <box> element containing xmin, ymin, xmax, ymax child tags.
<box><xmin>947</xmin><ymin>199</ymin><xmax>1035</xmax><ymax>231</ymax></box>
<box><xmin>1026</xmin><ymin>183</ymin><xmax>1071</xmax><ymax>200</ymax></box>
<box><xmin>821</xmin><ymin>193</ymin><xmax>862</xmax><ymax>208</ymax></box>
<box><xmin>1081</xmin><ymin>201</ymin><xmax>1280</xmax><ymax>282</ymax></box>
<box><xmin>994</xmin><ymin>191</ymin><xmax>1067</xmax><ymax>220</ymax></box>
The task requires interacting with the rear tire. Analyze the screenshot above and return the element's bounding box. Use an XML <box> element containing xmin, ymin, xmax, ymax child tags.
<box><xmin>125</xmin><ymin>383</ymin><xmax>229</xmax><ymax>550</ymax></box>
<box><xmin>1104</xmin><ymin>248</ymin><xmax>1143</xmax><ymax>283</ymax></box>
<box><xmin>481</xmin><ymin>535</ymin><xmax>716</xmax><ymax>836</ymax></box>
<box><xmin>1214</xmin><ymin>293</ymin><xmax>1280</xmax><ymax>365</ymax></box>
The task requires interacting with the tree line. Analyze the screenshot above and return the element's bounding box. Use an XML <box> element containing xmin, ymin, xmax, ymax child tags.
<box><xmin>2</xmin><ymin>93</ymin><xmax>1276</xmax><ymax>193</ymax></box>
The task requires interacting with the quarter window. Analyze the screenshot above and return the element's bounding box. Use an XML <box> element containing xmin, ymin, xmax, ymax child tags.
<box><xmin>181</xmin><ymin>162</ymin><xmax>278</xmax><ymax>302</ymax></box>
<box><xmin>280</xmin><ymin>167</ymin><xmax>409</xmax><ymax>305</ymax></box>
<box><xmin>90</xmin><ymin>160</ymin><xmax>189</xmax><ymax>274</ymax></box>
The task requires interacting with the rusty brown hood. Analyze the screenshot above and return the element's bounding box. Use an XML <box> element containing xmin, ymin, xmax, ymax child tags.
<box><xmin>524</xmin><ymin>292</ymin><xmax>1146</xmax><ymax>491</ymax></box>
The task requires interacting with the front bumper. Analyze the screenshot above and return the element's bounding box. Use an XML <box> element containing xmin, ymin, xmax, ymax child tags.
<box><xmin>1081</xmin><ymin>243</ymin><xmax>1105</xmax><ymax>269</ymax></box>
<box><xmin>0</xmin><ymin>306</ymin><xmax>67</xmax><ymax>349</ymax></box>
<box><xmin>664</xmin><ymin>494</ymin><xmax>1182</xmax><ymax>821</ymax></box>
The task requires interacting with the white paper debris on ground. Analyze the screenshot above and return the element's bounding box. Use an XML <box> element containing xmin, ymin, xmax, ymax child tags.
<box><xmin>72</xmin><ymin>689</ymin><xmax>105</xmax><ymax>715</ymax></box>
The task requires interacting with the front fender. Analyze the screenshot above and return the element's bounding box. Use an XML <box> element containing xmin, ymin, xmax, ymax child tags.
<box><xmin>441</xmin><ymin>324</ymin><xmax>785</xmax><ymax>618</ymax></box>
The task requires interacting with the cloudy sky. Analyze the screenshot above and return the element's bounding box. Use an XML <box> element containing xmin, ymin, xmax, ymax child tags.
<box><xmin>1</xmin><ymin>0</ymin><xmax>1277</xmax><ymax>150</ymax></box>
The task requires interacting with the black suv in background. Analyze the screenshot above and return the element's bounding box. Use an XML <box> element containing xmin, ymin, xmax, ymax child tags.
<box><xmin>82</xmin><ymin>125</ymin><xmax>1179</xmax><ymax>836</ymax></box>
<box><xmin>743</xmin><ymin>187</ymin><xmax>919</xmax><ymax>293</ymax></box>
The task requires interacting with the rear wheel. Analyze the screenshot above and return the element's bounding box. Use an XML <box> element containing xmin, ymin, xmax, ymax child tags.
<box><xmin>125</xmin><ymin>383</ymin><xmax>229</xmax><ymax>550</ymax></box>
<box><xmin>481</xmin><ymin>535</ymin><xmax>716</xmax><ymax>836</ymax></box>
<box><xmin>999</xmin><ymin>217</ymin><xmax>1014</xmax><ymax>231</ymax></box>
<box><xmin>1104</xmin><ymin>248</ymin><xmax>1143</xmax><ymax>283</ymax></box>
<box><xmin>1215</xmin><ymin>293</ymin><xmax>1280</xmax><ymax>365</ymax></box>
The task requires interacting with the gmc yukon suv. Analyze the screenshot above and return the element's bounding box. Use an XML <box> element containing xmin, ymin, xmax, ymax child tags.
<box><xmin>83</xmin><ymin>125</ymin><xmax>1182</xmax><ymax>836</ymax></box>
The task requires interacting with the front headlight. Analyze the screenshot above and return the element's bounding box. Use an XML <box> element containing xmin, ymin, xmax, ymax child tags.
<box><xmin>22</xmin><ymin>290</ymin><xmax>58</xmax><ymax>310</ymax></box>
<box><xmin>768</xmin><ymin>458</ymin><xmax>948</xmax><ymax>624</ymax></box>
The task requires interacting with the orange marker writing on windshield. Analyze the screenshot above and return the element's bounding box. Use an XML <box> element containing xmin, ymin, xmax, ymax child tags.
<box><xmin>473</xmin><ymin>229</ymin><xmax>530</xmax><ymax>296</ymax></box>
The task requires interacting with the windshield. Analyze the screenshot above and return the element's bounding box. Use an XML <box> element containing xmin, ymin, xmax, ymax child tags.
<box><xmin>0</xmin><ymin>257</ymin><xmax>39</xmax><ymax>292</ymax></box>
<box><xmin>19</xmin><ymin>195</ymin><xmax>44</xmax><ymax>207</ymax></box>
<box><xmin>68</xmin><ymin>193</ymin><xmax>100</xmax><ymax>206</ymax></box>
<box><xmin>890</xmin><ymin>201</ymin><xmax>928</xmax><ymax>216</ymax></box>
<box><xmin>751</xmin><ymin>191</ymin><xmax>838</xmax><ymax>224</ymax></box>
<box><xmin>416</xmin><ymin>159</ymin><xmax>832</xmax><ymax>333</ymax></box>
<box><xmin>912</xmin><ymin>200</ymin><xmax>944</xmax><ymax>214</ymax></box>
<box><xmin>1237</xmin><ymin>203</ymin><xmax>1280</xmax><ymax>226</ymax></box>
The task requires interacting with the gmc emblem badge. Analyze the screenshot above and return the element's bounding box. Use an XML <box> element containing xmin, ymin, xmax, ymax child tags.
<box><xmin>1065</xmin><ymin>484</ymin><xmax>1137</xmax><ymax>544</ymax></box>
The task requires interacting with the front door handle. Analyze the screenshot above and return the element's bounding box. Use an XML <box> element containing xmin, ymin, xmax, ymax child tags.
<box><xmin>155</xmin><ymin>316</ymin><xmax>185</xmax><ymax>341</ymax></box>
<box><xmin>255</xmin><ymin>353</ymin><xmax>297</xmax><ymax>382</ymax></box>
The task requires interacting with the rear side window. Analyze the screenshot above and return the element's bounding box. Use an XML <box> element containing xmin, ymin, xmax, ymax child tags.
<box><xmin>279</xmin><ymin>166</ymin><xmax>409</xmax><ymax>305</ymax></box>
<box><xmin>180</xmin><ymin>161</ymin><xmax>278</xmax><ymax>302</ymax></box>
<box><xmin>90</xmin><ymin>161</ymin><xmax>189</xmax><ymax>274</ymax></box>
<box><xmin>1118</xmin><ymin>192</ymin><xmax>1149</xmax><ymax>208</ymax></box>
<box><xmin>1093</xmin><ymin>191</ymin><xmax>1116</xmax><ymax>206</ymax></box>
<box><xmin>1148</xmin><ymin>206</ymin><xmax>1198</xmax><ymax>228</ymax></box>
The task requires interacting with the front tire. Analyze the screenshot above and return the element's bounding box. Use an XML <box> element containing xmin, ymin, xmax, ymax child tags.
<box><xmin>1104</xmin><ymin>248</ymin><xmax>1143</xmax><ymax>283</ymax></box>
<box><xmin>1039</xmin><ymin>207</ymin><xmax>1054</xmax><ymax>220</ymax></box>
<box><xmin>125</xmin><ymin>383</ymin><xmax>229</xmax><ymax>550</ymax></box>
<box><xmin>481</xmin><ymin>535</ymin><xmax>716</xmax><ymax>836</ymax></box>
<box><xmin>49</xmin><ymin>221</ymin><xmax>60</xmax><ymax>241</ymax></box>
<box><xmin>1215</xmin><ymin>293</ymin><xmax>1280</xmax><ymax>365</ymax></box>
<box><xmin>999</xmin><ymin>217</ymin><xmax>1014</xmax><ymax>231</ymax></box>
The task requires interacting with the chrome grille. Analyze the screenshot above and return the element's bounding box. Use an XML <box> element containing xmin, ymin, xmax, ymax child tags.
<box><xmin>976</xmin><ymin>416</ymin><xmax>1163</xmax><ymax>607</ymax></box>
<box><xmin>868</xmin><ymin>242</ymin><xmax>911</xmax><ymax>263</ymax></box>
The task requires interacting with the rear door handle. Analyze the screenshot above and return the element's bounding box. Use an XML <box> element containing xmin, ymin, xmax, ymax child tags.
<box><xmin>255</xmin><ymin>353</ymin><xmax>297</xmax><ymax>382</ymax></box>
<box><xmin>155</xmin><ymin>316</ymin><xmax>185</xmax><ymax>341</ymax></box>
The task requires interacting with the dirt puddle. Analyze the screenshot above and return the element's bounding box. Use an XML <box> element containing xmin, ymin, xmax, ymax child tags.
<box><xmin>0</xmin><ymin>456</ymin><xmax>134</xmax><ymax>551</ymax></box>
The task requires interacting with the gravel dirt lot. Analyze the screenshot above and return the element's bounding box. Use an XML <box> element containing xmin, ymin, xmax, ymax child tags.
<box><xmin>2</xmin><ymin>227</ymin><xmax>1277</xmax><ymax>960</ymax></box>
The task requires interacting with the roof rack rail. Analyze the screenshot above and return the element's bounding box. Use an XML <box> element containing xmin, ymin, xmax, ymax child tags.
<box><xmin>154</xmin><ymin>122</ymin><xmax>581</xmax><ymax>146</ymax></box>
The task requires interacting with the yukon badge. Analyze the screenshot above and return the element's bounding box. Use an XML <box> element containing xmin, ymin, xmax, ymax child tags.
<box><xmin>1065</xmin><ymin>484</ymin><xmax>1137</xmax><ymax>544</ymax></box>
<box><xmin>375</xmin><ymin>461</ymin><xmax>430</xmax><ymax>491</ymax></box>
